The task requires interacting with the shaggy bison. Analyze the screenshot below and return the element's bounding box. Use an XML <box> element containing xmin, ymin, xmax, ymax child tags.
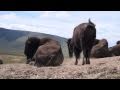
<box><xmin>24</xmin><ymin>37</ymin><xmax>64</xmax><ymax>67</ymax></box>
<box><xmin>67</xmin><ymin>19</ymin><xmax>96</xmax><ymax>65</ymax></box>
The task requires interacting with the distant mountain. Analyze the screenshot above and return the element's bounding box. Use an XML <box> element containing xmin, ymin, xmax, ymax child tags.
<box><xmin>0</xmin><ymin>27</ymin><xmax>69</xmax><ymax>57</ymax></box>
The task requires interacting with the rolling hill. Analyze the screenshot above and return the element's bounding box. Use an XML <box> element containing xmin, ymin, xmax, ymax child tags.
<box><xmin>0</xmin><ymin>27</ymin><xmax>69</xmax><ymax>57</ymax></box>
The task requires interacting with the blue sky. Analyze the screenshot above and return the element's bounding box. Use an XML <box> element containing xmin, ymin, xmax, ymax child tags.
<box><xmin>0</xmin><ymin>11</ymin><xmax>120</xmax><ymax>47</ymax></box>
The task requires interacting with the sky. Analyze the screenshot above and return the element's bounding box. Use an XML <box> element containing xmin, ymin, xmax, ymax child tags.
<box><xmin>0</xmin><ymin>11</ymin><xmax>120</xmax><ymax>47</ymax></box>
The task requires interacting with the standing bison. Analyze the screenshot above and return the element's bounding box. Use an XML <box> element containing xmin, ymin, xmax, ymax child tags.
<box><xmin>24</xmin><ymin>37</ymin><xmax>64</xmax><ymax>67</ymax></box>
<box><xmin>67</xmin><ymin>19</ymin><xmax>96</xmax><ymax>65</ymax></box>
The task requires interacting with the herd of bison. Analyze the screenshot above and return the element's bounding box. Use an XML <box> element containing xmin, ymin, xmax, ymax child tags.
<box><xmin>0</xmin><ymin>19</ymin><xmax>120</xmax><ymax>67</ymax></box>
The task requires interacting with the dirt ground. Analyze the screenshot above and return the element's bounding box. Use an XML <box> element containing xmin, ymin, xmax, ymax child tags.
<box><xmin>0</xmin><ymin>56</ymin><xmax>120</xmax><ymax>79</ymax></box>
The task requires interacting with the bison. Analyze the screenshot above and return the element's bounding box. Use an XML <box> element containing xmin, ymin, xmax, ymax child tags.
<box><xmin>109</xmin><ymin>44</ymin><xmax>120</xmax><ymax>56</ymax></box>
<box><xmin>67</xmin><ymin>19</ymin><xmax>96</xmax><ymax>65</ymax></box>
<box><xmin>24</xmin><ymin>37</ymin><xmax>64</xmax><ymax>67</ymax></box>
<box><xmin>91</xmin><ymin>39</ymin><xmax>111</xmax><ymax>58</ymax></box>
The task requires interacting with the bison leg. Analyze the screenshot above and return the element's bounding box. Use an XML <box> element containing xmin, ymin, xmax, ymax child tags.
<box><xmin>26</xmin><ymin>59</ymin><xmax>31</xmax><ymax>64</ymax></box>
<box><xmin>34</xmin><ymin>60</ymin><xmax>42</xmax><ymax>67</ymax></box>
<box><xmin>82</xmin><ymin>56</ymin><xmax>85</xmax><ymax>65</ymax></box>
<box><xmin>75</xmin><ymin>58</ymin><xmax>78</xmax><ymax>65</ymax></box>
<box><xmin>82</xmin><ymin>48</ymin><xmax>88</xmax><ymax>65</ymax></box>
<box><xmin>87</xmin><ymin>59</ymin><xmax>90</xmax><ymax>64</ymax></box>
<box><xmin>86</xmin><ymin>54</ymin><xmax>90</xmax><ymax>64</ymax></box>
<box><xmin>74</xmin><ymin>47</ymin><xmax>81</xmax><ymax>65</ymax></box>
<box><xmin>86</xmin><ymin>48</ymin><xmax>92</xmax><ymax>64</ymax></box>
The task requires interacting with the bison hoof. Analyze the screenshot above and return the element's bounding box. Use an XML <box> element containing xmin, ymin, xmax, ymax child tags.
<box><xmin>82</xmin><ymin>61</ymin><xmax>85</xmax><ymax>65</ymax></box>
<box><xmin>26</xmin><ymin>62</ymin><xmax>29</xmax><ymax>64</ymax></box>
<box><xmin>87</xmin><ymin>61</ymin><xmax>90</xmax><ymax>64</ymax></box>
<box><xmin>75</xmin><ymin>62</ymin><xmax>78</xmax><ymax>65</ymax></box>
<box><xmin>82</xmin><ymin>63</ymin><xmax>85</xmax><ymax>65</ymax></box>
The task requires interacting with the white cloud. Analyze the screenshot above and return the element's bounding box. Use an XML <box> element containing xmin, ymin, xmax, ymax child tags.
<box><xmin>0</xmin><ymin>22</ymin><xmax>66</xmax><ymax>36</ymax></box>
<box><xmin>0</xmin><ymin>12</ymin><xmax>17</xmax><ymax>20</ymax></box>
<box><xmin>55</xmin><ymin>11</ymin><xmax>70</xmax><ymax>18</ymax></box>
<box><xmin>40</xmin><ymin>11</ymin><xmax>70</xmax><ymax>19</ymax></box>
<box><xmin>40</xmin><ymin>11</ymin><xmax>56</xmax><ymax>17</ymax></box>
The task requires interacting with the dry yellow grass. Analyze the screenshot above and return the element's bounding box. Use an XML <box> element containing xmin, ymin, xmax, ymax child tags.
<box><xmin>0</xmin><ymin>54</ymin><xmax>26</xmax><ymax>64</ymax></box>
<box><xmin>0</xmin><ymin>56</ymin><xmax>120</xmax><ymax>79</ymax></box>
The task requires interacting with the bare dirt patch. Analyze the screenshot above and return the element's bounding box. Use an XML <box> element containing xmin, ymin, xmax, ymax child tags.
<box><xmin>0</xmin><ymin>56</ymin><xmax>120</xmax><ymax>79</ymax></box>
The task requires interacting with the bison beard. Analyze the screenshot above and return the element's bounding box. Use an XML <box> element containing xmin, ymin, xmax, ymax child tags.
<box><xmin>24</xmin><ymin>37</ymin><xmax>40</xmax><ymax>64</ymax></box>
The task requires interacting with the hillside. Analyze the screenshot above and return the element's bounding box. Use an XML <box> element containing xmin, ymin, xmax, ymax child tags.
<box><xmin>0</xmin><ymin>56</ymin><xmax>120</xmax><ymax>79</ymax></box>
<box><xmin>0</xmin><ymin>27</ymin><xmax>68</xmax><ymax>57</ymax></box>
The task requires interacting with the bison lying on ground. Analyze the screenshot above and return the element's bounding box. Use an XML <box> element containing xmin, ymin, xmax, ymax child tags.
<box><xmin>24</xmin><ymin>37</ymin><xmax>64</xmax><ymax>67</ymax></box>
<box><xmin>67</xmin><ymin>19</ymin><xmax>96</xmax><ymax>65</ymax></box>
<box><xmin>109</xmin><ymin>44</ymin><xmax>120</xmax><ymax>56</ymax></box>
<box><xmin>91</xmin><ymin>39</ymin><xmax>111</xmax><ymax>58</ymax></box>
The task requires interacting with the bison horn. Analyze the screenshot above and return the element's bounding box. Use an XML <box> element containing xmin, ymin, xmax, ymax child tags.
<box><xmin>88</xmin><ymin>18</ymin><xmax>91</xmax><ymax>23</ymax></box>
<box><xmin>88</xmin><ymin>18</ymin><xmax>96</xmax><ymax>27</ymax></box>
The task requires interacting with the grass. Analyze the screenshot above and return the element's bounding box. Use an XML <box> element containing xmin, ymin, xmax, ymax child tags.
<box><xmin>0</xmin><ymin>54</ymin><xmax>26</xmax><ymax>64</ymax></box>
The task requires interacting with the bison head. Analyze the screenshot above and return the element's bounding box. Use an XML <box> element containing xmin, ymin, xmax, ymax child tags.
<box><xmin>67</xmin><ymin>38</ymin><xmax>73</xmax><ymax>58</ymax></box>
<box><xmin>24</xmin><ymin>37</ymin><xmax>40</xmax><ymax>63</ymax></box>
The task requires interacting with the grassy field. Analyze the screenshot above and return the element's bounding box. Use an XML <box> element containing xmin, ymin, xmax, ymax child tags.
<box><xmin>0</xmin><ymin>54</ymin><xmax>26</xmax><ymax>64</ymax></box>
